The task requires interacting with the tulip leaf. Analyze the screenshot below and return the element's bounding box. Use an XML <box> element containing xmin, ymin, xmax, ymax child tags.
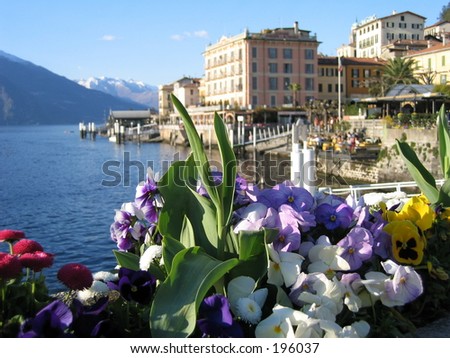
<box><xmin>113</xmin><ymin>250</ymin><xmax>140</xmax><ymax>271</ymax></box>
<box><xmin>150</xmin><ymin>247</ymin><xmax>239</xmax><ymax>338</ymax></box>
<box><xmin>214</xmin><ymin>112</ymin><xmax>237</xmax><ymax>227</ymax></box>
<box><xmin>437</xmin><ymin>104</ymin><xmax>450</xmax><ymax>179</ymax></box>
<box><xmin>438</xmin><ymin>178</ymin><xmax>450</xmax><ymax>208</ymax></box>
<box><xmin>158</xmin><ymin>160</ymin><xmax>219</xmax><ymax>257</ymax></box>
<box><xmin>396</xmin><ymin>139</ymin><xmax>439</xmax><ymax>204</ymax></box>
<box><xmin>227</xmin><ymin>230</ymin><xmax>269</xmax><ymax>282</ymax></box>
<box><xmin>162</xmin><ymin>236</ymin><xmax>186</xmax><ymax>274</ymax></box>
<box><xmin>171</xmin><ymin>94</ymin><xmax>220</xmax><ymax>208</ymax></box>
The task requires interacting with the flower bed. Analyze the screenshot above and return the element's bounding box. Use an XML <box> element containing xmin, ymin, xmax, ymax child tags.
<box><xmin>1</xmin><ymin>97</ymin><xmax>450</xmax><ymax>338</ymax></box>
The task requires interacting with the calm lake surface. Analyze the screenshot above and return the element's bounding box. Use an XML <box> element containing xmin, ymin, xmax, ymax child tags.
<box><xmin>0</xmin><ymin>125</ymin><xmax>192</xmax><ymax>292</ymax></box>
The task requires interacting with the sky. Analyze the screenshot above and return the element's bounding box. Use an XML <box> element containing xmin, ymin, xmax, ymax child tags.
<box><xmin>0</xmin><ymin>0</ymin><xmax>445</xmax><ymax>86</ymax></box>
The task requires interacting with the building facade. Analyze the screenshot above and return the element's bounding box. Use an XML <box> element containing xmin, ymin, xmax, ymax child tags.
<box><xmin>203</xmin><ymin>22</ymin><xmax>320</xmax><ymax>110</ymax></box>
<box><xmin>318</xmin><ymin>56</ymin><xmax>385</xmax><ymax>102</ymax></box>
<box><xmin>404</xmin><ymin>40</ymin><xmax>450</xmax><ymax>86</ymax></box>
<box><xmin>341</xmin><ymin>11</ymin><xmax>426</xmax><ymax>59</ymax></box>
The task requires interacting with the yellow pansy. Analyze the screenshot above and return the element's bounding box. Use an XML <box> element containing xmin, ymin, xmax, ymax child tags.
<box><xmin>382</xmin><ymin>195</ymin><xmax>435</xmax><ymax>232</ymax></box>
<box><xmin>383</xmin><ymin>220</ymin><xmax>425</xmax><ymax>266</ymax></box>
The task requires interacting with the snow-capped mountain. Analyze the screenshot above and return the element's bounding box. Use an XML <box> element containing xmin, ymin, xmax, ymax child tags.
<box><xmin>78</xmin><ymin>77</ymin><xmax>158</xmax><ymax>109</ymax></box>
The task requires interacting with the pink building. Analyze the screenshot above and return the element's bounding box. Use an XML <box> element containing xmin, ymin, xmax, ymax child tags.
<box><xmin>203</xmin><ymin>22</ymin><xmax>320</xmax><ymax>110</ymax></box>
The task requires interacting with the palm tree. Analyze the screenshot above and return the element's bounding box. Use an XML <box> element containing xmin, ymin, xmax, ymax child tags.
<box><xmin>289</xmin><ymin>83</ymin><xmax>302</xmax><ymax>107</ymax></box>
<box><xmin>382</xmin><ymin>57</ymin><xmax>419</xmax><ymax>94</ymax></box>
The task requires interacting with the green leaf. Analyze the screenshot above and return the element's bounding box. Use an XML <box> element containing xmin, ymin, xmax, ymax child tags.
<box><xmin>158</xmin><ymin>160</ymin><xmax>219</xmax><ymax>257</ymax></box>
<box><xmin>171</xmin><ymin>94</ymin><xmax>220</xmax><ymax>207</ymax></box>
<box><xmin>437</xmin><ymin>104</ymin><xmax>450</xmax><ymax>179</ymax></box>
<box><xmin>113</xmin><ymin>250</ymin><xmax>140</xmax><ymax>271</ymax></box>
<box><xmin>229</xmin><ymin>230</ymin><xmax>269</xmax><ymax>282</ymax></box>
<box><xmin>150</xmin><ymin>247</ymin><xmax>239</xmax><ymax>338</ymax></box>
<box><xmin>162</xmin><ymin>236</ymin><xmax>186</xmax><ymax>274</ymax></box>
<box><xmin>180</xmin><ymin>215</ymin><xmax>196</xmax><ymax>248</ymax></box>
<box><xmin>214</xmin><ymin>112</ymin><xmax>237</xmax><ymax>226</ymax></box>
<box><xmin>396</xmin><ymin>139</ymin><xmax>439</xmax><ymax>204</ymax></box>
<box><xmin>438</xmin><ymin>178</ymin><xmax>450</xmax><ymax>207</ymax></box>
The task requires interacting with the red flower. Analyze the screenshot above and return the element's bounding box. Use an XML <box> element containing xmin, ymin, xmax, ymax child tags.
<box><xmin>0</xmin><ymin>252</ymin><xmax>22</xmax><ymax>280</ymax></box>
<box><xmin>19</xmin><ymin>251</ymin><xmax>54</xmax><ymax>272</ymax></box>
<box><xmin>0</xmin><ymin>229</ymin><xmax>26</xmax><ymax>242</ymax></box>
<box><xmin>57</xmin><ymin>263</ymin><xmax>93</xmax><ymax>290</ymax></box>
<box><xmin>13</xmin><ymin>239</ymin><xmax>44</xmax><ymax>255</ymax></box>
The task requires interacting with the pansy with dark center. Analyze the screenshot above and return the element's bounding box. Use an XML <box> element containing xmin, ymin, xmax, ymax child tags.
<box><xmin>315</xmin><ymin>202</ymin><xmax>354</xmax><ymax>231</ymax></box>
<box><xmin>108</xmin><ymin>267</ymin><xmax>156</xmax><ymax>305</ymax></box>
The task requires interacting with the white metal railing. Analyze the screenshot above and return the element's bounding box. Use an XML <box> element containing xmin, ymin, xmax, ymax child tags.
<box><xmin>318</xmin><ymin>179</ymin><xmax>445</xmax><ymax>200</ymax></box>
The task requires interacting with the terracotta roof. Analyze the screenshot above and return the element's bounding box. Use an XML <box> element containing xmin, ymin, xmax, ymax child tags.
<box><xmin>425</xmin><ymin>20</ymin><xmax>450</xmax><ymax>29</ymax></box>
<box><xmin>405</xmin><ymin>41</ymin><xmax>450</xmax><ymax>56</ymax></box>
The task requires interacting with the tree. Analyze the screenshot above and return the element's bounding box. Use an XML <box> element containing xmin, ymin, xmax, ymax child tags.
<box><xmin>382</xmin><ymin>57</ymin><xmax>419</xmax><ymax>94</ymax></box>
<box><xmin>440</xmin><ymin>2</ymin><xmax>450</xmax><ymax>21</ymax></box>
<box><xmin>288</xmin><ymin>83</ymin><xmax>301</xmax><ymax>107</ymax></box>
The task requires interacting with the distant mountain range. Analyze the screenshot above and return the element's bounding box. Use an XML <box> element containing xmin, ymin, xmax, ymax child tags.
<box><xmin>0</xmin><ymin>50</ymin><xmax>149</xmax><ymax>125</ymax></box>
<box><xmin>77</xmin><ymin>77</ymin><xmax>158</xmax><ymax>109</ymax></box>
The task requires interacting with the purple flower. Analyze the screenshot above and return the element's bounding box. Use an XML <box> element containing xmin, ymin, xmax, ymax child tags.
<box><xmin>315</xmin><ymin>202</ymin><xmax>354</xmax><ymax>231</ymax></box>
<box><xmin>289</xmin><ymin>272</ymin><xmax>322</xmax><ymax>306</ymax></box>
<box><xmin>233</xmin><ymin>203</ymin><xmax>269</xmax><ymax>232</ymax></box>
<box><xmin>135</xmin><ymin>176</ymin><xmax>158</xmax><ymax>209</ymax></box>
<box><xmin>110</xmin><ymin>203</ymin><xmax>146</xmax><ymax>251</ymax></box>
<box><xmin>197</xmin><ymin>294</ymin><xmax>243</xmax><ymax>338</ymax></box>
<box><xmin>385</xmin><ymin>265</ymin><xmax>423</xmax><ymax>305</ymax></box>
<box><xmin>19</xmin><ymin>300</ymin><xmax>73</xmax><ymax>338</ymax></box>
<box><xmin>257</xmin><ymin>181</ymin><xmax>314</xmax><ymax>211</ymax></box>
<box><xmin>107</xmin><ymin>268</ymin><xmax>156</xmax><ymax>305</ymax></box>
<box><xmin>279</xmin><ymin>204</ymin><xmax>316</xmax><ymax>232</ymax></box>
<box><xmin>71</xmin><ymin>297</ymin><xmax>113</xmax><ymax>337</ymax></box>
<box><xmin>337</xmin><ymin>227</ymin><xmax>373</xmax><ymax>270</ymax></box>
<box><xmin>273</xmin><ymin>211</ymin><xmax>301</xmax><ymax>252</ymax></box>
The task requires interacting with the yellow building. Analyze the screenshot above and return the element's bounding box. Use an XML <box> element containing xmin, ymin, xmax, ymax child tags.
<box><xmin>404</xmin><ymin>40</ymin><xmax>450</xmax><ymax>85</ymax></box>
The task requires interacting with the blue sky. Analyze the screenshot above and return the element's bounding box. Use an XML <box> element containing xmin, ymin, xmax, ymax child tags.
<box><xmin>0</xmin><ymin>0</ymin><xmax>444</xmax><ymax>86</ymax></box>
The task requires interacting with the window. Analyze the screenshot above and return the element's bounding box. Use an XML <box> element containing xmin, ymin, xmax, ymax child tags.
<box><xmin>284</xmin><ymin>78</ymin><xmax>291</xmax><ymax>90</ymax></box>
<box><xmin>305</xmin><ymin>64</ymin><xmax>314</xmax><ymax>74</ymax></box>
<box><xmin>428</xmin><ymin>58</ymin><xmax>432</xmax><ymax>69</ymax></box>
<box><xmin>305</xmin><ymin>78</ymin><xmax>314</xmax><ymax>91</ymax></box>
<box><xmin>443</xmin><ymin>56</ymin><xmax>446</xmax><ymax>66</ymax></box>
<box><xmin>269</xmin><ymin>63</ymin><xmax>278</xmax><ymax>73</ymax></box>
<box><xmin>328</xmin><ymin>84</ymin><xmax>332</xmax><ymax>92</ymax></box>
<box><xmin>252</xmin><ymin>77</ymin><xmax>258</xmax><ymax>90</ymax></box>
<box><xmin>441</xmin><ymin>74</ymin><xmax>447</xmax><ymax>84</ymax></box>
<box><xmin>318</xmin><ymin>83</ymin><xmax>323</xmax><ymax>92</ymax></box>
<box><xmin>268</xmin><ymin>48</ymin><xmax>277</xmax><ymax>59</ymax></box>
<box><xmin>364</xmin><ymin>69</ymin><xmax>370</xmax><ymax>78</ymax></box>
<box><xmin>352</xmin><ymin>80</ymin><xmax>359</xmax><ymax>88</ymax></box>
<box><xmin>352</xmin><ymin>69</ymin><xmax>359</xmax><ymax>78</ymax></box>
<box><xmin>252</xmin><ymin>47</ymin><xmax>257</xmax><ymax>58</ymax></box>
<box><xmin>252</xmin><ymin>62</ymin><xmax>257</xmax><ymax>72</ymax></box>
<box><xmin>284</xmin><ymin>95</ymin><xmax>293</xmax><ymax>105</ymax></box>
<box><xmin>252</xmin><ymin>95</ymin><xmax>258</xmax><ymax>106</ymax></box>
<box><xmin>305</xmin><ymin>49</ymin><xmax>314</xmax><ymax>59</ymax></box>
<box><xmin>269</xmin><ymin>77</ymin><xmax>278</xmax><ymax>90</ymax></box>
<box><xmin>270</xmin><ymin>95</ymin><xmax>276</xmax><ymax>107</ymax></box>
<box><xmin>401</xmin><ymin>15</ymin><xmax>405</xmax><ymax>21</ymax></box>
<box><xmin>284</xmin><ymin>63</ymin><xmax>293</xmax><ymax>73</ymax></box>
<box><xmin>283</xmin><ymin>48</ymin><xmax>293</xmax><ymax>59</ymax></box>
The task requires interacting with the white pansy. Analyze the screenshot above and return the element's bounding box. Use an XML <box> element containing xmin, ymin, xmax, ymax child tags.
<box><xmin>255</xmin><ymin>312</ymin><xmax>294</xmax><ymax>338</ymax></box>
<box><xmin>139</xmin><ymin>245</ymin><xmax>163</xmax><ymax>271</ymax></box>
<box><xmin>267</xmin><ymin>244</ymin><xmax>304</xmax><ymax>287</ymax></box>
<box><xmin>320</xmin><ymin>319</ymin><xmax>370</xmax><ymax>338</ymax></box>
<box><xmin>227</xmin><ymin>276</ymin><xmax>267</xmax><ymax>322</ymax></box>
<box><xmin>308</xmin><ymin>245</ymin><xmax>350</xmax><ymax>274</ymax></box>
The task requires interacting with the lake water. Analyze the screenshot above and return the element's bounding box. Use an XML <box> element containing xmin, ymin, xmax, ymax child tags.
<box><xmin>0</xmin><ymin>125</ymin><xmax>192</xmax><ymax>292</ymax></box>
